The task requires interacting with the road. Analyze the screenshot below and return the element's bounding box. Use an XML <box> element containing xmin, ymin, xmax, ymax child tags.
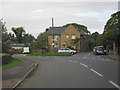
<box><xmin>13</xmin><ymin>53</ymin><xmax>119</xmax><ymax>88</ymax></box>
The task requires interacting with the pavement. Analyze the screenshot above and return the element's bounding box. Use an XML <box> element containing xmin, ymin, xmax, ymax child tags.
<box><xmin>108</xmin><ymin>54</ymin><xmax>119</xmax><ymax>62</ymax></box>
<box><xmin>13</xmin><ymin>53</ymin><xmax>119</xmax><ymax>88</ymax></box>
<box><xmin>2</xmin><ymin>57</ymin><xmax>37</xmax><ymax>88</ymax></box>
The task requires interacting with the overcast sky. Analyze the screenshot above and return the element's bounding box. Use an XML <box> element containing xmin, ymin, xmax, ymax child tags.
<box><xmin>0</xmin><ymin>1</ymin><xmax>118</xmax><ymax>38</ymax></box>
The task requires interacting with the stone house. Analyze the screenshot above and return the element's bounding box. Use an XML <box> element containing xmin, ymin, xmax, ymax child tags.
<box><xmin>47</xmin><ymin>25</ymin><xmax>88</xmax><ymax>51</ymax></box>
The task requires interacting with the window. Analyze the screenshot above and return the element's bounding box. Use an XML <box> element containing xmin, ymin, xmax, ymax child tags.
<box><xmin>71</xmin><ymin>34</ymin><xmax>75</xmax><ymax>39</ymax></box>
<box><xmin>54</xmin><ymin>35</ymin><xmax>59</xmax><ymax>41</ymax></box>
<box><xmin>66</xmin><ymin>34</ymin><xmax>69</xmax><ymax>39</ymax></box>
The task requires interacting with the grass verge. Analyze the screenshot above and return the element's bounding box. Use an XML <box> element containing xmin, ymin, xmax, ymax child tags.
<box><xmin>29</xmin><ymin>52</ymin><xmax>72</xmax><ymax>56</ymax></box>
<box><xmin>0</xmin><ymin>58</ymin><xmax>22</xmax><ymax>70</ymax></box>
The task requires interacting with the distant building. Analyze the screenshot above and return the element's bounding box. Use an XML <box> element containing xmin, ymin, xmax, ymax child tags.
<box><xmin>47</xmin><ymin>25</ymin><xmax>89</xmax><ymax>51</ymax></box>
<box><xmin>10</xmin><ymin>43</ymin><xmax>26</xmax><ymax>50</ymax></box>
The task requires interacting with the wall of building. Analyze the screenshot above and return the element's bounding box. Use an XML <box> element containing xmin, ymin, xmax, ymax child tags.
<box><xmin>60</xmin><ymin>25</ymin><xmax>80</xmax><ymax>51</ymax></box>
<box><xmin>48</xmin><ymin>25</ymin><xmax>81</xmax><ymax>51</ymax></box>
<box><xmin>48</xmin><ymin>35</ymin><xmax>61</xmax><ymax>51</ymax></box>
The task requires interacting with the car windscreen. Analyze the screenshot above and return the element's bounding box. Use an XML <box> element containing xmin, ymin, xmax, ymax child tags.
<box><xmin>97</xmin><ymin>47</ymin><xmax>104</xmax><ymax>51</ymax></box>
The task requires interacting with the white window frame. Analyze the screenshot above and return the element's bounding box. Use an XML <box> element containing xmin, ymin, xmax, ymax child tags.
<box><xmin>66</xmin><ymin>34</ymin><xmax>69</xmax><ymax>39</ymax></box>
<box><xmin>71</xmin><ymin>34</ymin><xmax>75</xmax><ymax>39</ymax></box>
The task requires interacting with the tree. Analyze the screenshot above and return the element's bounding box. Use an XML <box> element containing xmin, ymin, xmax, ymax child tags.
<box><xmin>103</xmin><ymin>11</ymin><xmax>120</xmax><ymax>53</ymax></box>
<box><xmin>63</xmin><ymin>23</ymin><xmax>90</xmax><ymax>34</ymax></box>
<box><xmin>11</xmin><ymin>27</ymin><xmax>25</xmax><ymax>43</ymax></box>
<box><xmin>0</xmin><ymin>19</ymin><xmax>12</xmax><ymax>53</ymax></box>
<box><xmin>32</xmin><ymin>32</ymin><xmax>48</xmax><ymax>51</ymax></box>
<box><xmin>22</xmin><ymin>33</ymin><xmax>35</xmax><ymax>44</ymax></box>
<box><xmin>103</xmin><ymin>11</ymin><xmax>119</xmax><ymax>44</ymax></box>
<box><xmin>91</xmin><ymin>32</ymin><xmax>99</xmax><ymax>46</ymax></box>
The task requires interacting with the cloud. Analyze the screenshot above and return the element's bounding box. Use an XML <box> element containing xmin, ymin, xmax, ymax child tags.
<box><xmin>1</xmin><ymin>2</ymin><xmax>118</xmax><ymax>38</ymax></box>
<box><xmin>33</xmin><ymin>9</ymin><xmax>44</xmax><ymax>13</ymax></box>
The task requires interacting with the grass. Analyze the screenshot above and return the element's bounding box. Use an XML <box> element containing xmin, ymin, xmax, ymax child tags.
<box><xmin>0</xmin><ymin>53</ymin><xmax>11</xmax><ymax>56</ymax></box>
<box><xmin>29</xmin><ymin>52</ymin><xmax>72</xmax><ymax>56</ymax></box>
<box><xmin>0</xmin><ymin>58</ymin><xmax>22</xmax><ymax>70</ymax></box>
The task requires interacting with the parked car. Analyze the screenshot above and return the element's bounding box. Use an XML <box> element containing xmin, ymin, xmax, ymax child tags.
<box><xmin>58</xmin><ymin>48</ymin><xmax>77</xmax><ymax>54</ymax></box>
<box><xmin>93</xmin><ymin>46</ymin><xmax>106</xmax><ymax>55</ymax></box>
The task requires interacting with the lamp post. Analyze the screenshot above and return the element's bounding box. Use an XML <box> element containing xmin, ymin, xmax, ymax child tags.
<box><xmin>52</xmin><ymin>18</ymin><xmax>54</xmax><ymax>52</ymax></box>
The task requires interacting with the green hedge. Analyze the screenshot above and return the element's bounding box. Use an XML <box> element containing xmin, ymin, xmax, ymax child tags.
<box><xmin>1</xmin><ymin>58</ymin><xmax>22</xmax><ymax>70</ymax></box>
<box><xmin>2</xmin><ymin>55</ymin><xmax>12</xmax><ymax>65</ymax></box>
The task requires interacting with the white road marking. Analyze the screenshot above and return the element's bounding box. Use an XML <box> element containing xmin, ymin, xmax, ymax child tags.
<box><xmin>90</xmin><ymin>69</ymin><xmax>103</xmax><ymax>77</ymax></box>
<box><xmin>73</xmin><ymin>61</ymin><xmax>77</xmax><ymax>63</ymax></box>
<box><xmin>109</xmin><ymin>81</ymin><xmax>120</xmax><ymax>89</ymax></box>
<box><xmin>84</xmin><ymin>57</ymin><xmax>87</xmax><ymax>59</ymax></box>
<box><xmin>80</xmin><ymin>63</ymin><xmax>88</xmax><ymax>68</ymax></box>
<box><xmin>105</xmin><ymin>59</ymin><xmax>111</xmax><ymax>61</ymax></box>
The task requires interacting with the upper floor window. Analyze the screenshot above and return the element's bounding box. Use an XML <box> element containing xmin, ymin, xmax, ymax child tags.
<box><xmin>66</xmin><ymin>34</ymin><xmax>69</xmax><ymax>39</ymax></box>
<box><xmin>71</xmin><ymin>34</ymin><xmax>75</xmax><ymax>39</ymax></box>
<box><xmin>54</xmin><ymin>35</ymin><xmax>59</xmax><ymax>41</ymax></box>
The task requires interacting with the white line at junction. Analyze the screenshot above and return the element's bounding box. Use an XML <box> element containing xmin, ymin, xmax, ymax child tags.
<box><xmin>90</xmin><ymin>69</ymin><xmax>103</xmax><ymax>77</ymax></box>
<box><xmin>80</xmin><ymin>63</ymin><xmax>88</xmax><ymax>68</ymax></box>
<box><xmin>109</xmin><ymin>81</ymin><xmax>120</xmax><ymax>89</ymax></box>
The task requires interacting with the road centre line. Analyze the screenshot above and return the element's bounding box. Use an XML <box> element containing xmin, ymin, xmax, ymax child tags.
<box><xmin>90</xmin><ymin>69</ymin><xmax>103</xmax><ymax>77</ymax></box>
<box><xmin>80</xmin><ymin>63</ymin><xmax>88</xmax><ymax>68</ymax></box>
<box><xmin>109</xmin><ymin>81</ymin><xmax>120</xmax><ymax>89</ymax></box>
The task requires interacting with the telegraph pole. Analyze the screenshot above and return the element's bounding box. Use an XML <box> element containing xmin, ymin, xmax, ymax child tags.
<box><xmin>52</xmin><ymin>18</ymin><xmax>54</xmax><ymax>52</ymax></box>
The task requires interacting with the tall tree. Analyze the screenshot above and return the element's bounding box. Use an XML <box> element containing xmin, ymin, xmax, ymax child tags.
<box><xmin>0</xmin><ymin>19</ymin><xmax>12</xmax><ymax>53</ymax></box>
<box><xmin>22</xmin><ymin>33</ymin><xmax>35</xmax><ymax>44</ymax></box>
<box><xmin>32</xmin><ymin>32</ymin><xmax>48</xmax><ymax>51</ymax></box>
<box><xmin>11</xmin><ymin>27</ymin><xmax>25</xmax><ymax>43</ymax></box>
<box><xmin>91</xmin><ymin>32</ymin><xmax>99</xmax><ymax>46</ymax></box>
<box><xmin>103</xmin><ymin>11</ymin><xmax>119</xmax><ymax>44</ymax></box>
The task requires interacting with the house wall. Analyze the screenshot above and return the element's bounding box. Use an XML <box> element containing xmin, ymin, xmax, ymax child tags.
<box><xmin>48</xmin><ymin>35</ymin><xmax>53</xmax><ymax>51</ymax></box>
<box><xmin>60</xmin><ymin>25</ymin><xmax>80</xmax><ymax>51</ymax></box>
<box><xmin>48</xmin><ymin>25</ymin><xmax>81</xmax><ymax>51</ymax></box>
<box><xmin>48</xmin><ymin>35</ymin><xmax>60</xmax><ymax>51</ymax></box>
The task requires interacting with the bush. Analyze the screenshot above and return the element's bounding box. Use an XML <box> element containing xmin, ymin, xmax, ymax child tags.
<box><xmin>2</xmin><ymin>54</ymin><xmax>12</xmax><ymax>65</ymax></box>
<box><xmin>106</xmin><ymin>45</ymin><xmax>113</xmax><ymax>52</ymax></box>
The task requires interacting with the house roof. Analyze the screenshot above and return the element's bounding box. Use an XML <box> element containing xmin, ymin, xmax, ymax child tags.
<box><xmin>10</xmin><ymin>43</ymin><xmax>29</xmax><ymax>47</ymax></box>
<box><xmin>47</xmin><ymin>27</ymin><xmax>67</xmax><ymax>35</ymax></box>
<box><xmin>47</xmin><ymin>25</ymin><xmax>85</xmax><ymax>35</ymax></box>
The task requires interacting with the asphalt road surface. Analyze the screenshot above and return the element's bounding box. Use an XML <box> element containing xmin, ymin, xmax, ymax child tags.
<box><xmin>13</xmin><ymin>53</ymin><xmax>119</xmax><ymax>88</ymax></box>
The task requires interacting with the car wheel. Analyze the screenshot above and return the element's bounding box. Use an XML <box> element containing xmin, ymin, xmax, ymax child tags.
<box><xmin>71</xmin><ymin>52</ymin><xmax>74</xmax><ymax>54</ymax></box>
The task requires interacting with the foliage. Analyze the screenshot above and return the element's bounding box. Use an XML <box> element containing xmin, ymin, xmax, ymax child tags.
<box><xmin>22</xmin><ymin>33</ymin><xmax>35</xmax><ymax>44</ymax></box>
<box><xmin>0</xmin><ymin>58</ymin><xmax>22</xmax><ymax>70</ymax></box>
<box><xmin>95</xmin><ymin>11</ymin><xmax>119</xmax><ymax>53</ymax></box>
<box><xmin>103</xmin><ymin>11</ymin><xmax>119</xmax><ymax>45</ymax></box>
<box><xmin>96</xmin><ymin>34</ymin><xmax>106</xmax><ymax>46</ymax></box>
<box><xmin>90</xmin><ymin>32</ymin><xmax>100</xmax><ymax>46</ymax></box>
<box><xmin>0</xmin><ymin>20</ymin><xmax>13</xmax><ymax>53</ymax></box>
<box><xmin>63</xmin><ymin>23</ymin><xmax>90</xmax><ymax>34</ymax></box>
<box><xmin>67</xmin><ymin>46</ymin><xmax>75</xmax><ymax>50</ymax></box>
<box><xmin>32</xmin><ymin>32</ymin><xmax>48</xmax><ymax>51</ymax></box>
<box><xmin>91</xmin><ymin>32</ymin><xmax>99</xmax><ymax>42</ymax></box>
<box><xmin>11</xmin><ymin>27</ymin><xmax>25</xmax><ymax>43</ymax></box>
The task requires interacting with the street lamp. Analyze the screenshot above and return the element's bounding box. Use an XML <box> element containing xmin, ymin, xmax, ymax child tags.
<box><xmin>52</xmin><ymin>18</ymin><xmax>54</xmax><ymax>52</ymax></box>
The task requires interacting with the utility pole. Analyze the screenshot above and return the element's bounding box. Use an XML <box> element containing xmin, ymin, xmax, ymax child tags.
<box><xmin>52</xmin><ymin>18</ymin><xmax>54</xmax><ymax>52</ymax></box>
